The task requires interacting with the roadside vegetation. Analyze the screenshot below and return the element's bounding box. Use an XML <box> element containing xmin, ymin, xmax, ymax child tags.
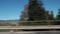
<box><xmin>0</xmin><ymin>23</ymin><xmax>16</xmax><ymax>26</ymax></box>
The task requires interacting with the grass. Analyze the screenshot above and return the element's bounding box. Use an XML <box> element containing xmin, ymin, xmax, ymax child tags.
<box><xmin>19</xmin><ymin>22</ymin><xmax>49</xmax><ymax>26</ymax></box>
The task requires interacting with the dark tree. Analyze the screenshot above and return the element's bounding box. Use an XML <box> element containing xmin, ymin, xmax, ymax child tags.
<box><xmin>56</xmin><ymin>9</ymin><xmax>60</xmax><ymax>20</ymax></box>
<box><xmin>45</xmin><ymin>11</ymin><xmax>51</xmax><ymax>20</ymax></box>
<box><xmin>55</xmin><ymin>9</ymin><xmax>60</xmax><ymax>25</ymax></box>
<box><xmin>50</xmin><ymin>11</ymin><xmax>54</xmax><ymax>20</ymax></box>
<box><xmin>28</xmin><ymin>0</ymin><xmax>47</xmax><ymax>21</ymax></box>
<box><xmin>49</xmin><ymin>11</ymin><xmax>54</xmax><ymax>25</ymax></box>
<box><xmin>20</xmin><ymin>11</ymin><xmax>25</xmax><ymax>21</ymax></box>
<box><xmin>20</xmin><ymin>4</ymin><xmax>29</xmax><ymax>21</ymax></box>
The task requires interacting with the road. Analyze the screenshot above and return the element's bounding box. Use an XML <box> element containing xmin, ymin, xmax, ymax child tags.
<box><xmin>0</xmin><ymin>25</ymin><xmax>60</xmax><ymax>29</ymax></box>
<box><xmin>0</xmin><ymin>31</ymin><xmax>60</xmax><ymax>34</ymax></box>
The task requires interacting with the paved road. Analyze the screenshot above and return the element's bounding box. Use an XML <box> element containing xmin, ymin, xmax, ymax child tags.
<box><xmin>0</xmin><ymin>31</ymin><xmax>60</xmax><ymax>34</ymax></box>
<box><xmin>0</xmin><ymin>26</ymin><xmax>60</xmax><ymax>29</ymax></box>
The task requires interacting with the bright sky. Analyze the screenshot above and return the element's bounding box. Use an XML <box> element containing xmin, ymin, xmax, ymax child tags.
<box><xmin>0</xmin><ymin>0</ymin><xmax>60</xmax><ymax>20</ymax></box>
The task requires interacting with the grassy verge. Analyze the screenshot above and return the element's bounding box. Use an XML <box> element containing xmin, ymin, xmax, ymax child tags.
<box><xmin>19</xmin><ymin>22</ymin><xmax>49</xmax><ymax>26</ymax></box>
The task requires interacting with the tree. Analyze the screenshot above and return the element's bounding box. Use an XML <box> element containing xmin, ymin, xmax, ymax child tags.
<box><xmin>49</xmin><ymin>11</ymin><xmax>54</xmax><ymax>25</ymax></box>
<box><xmin>45</xmin><ymin>10</ymin><xmax>50</xmax><ymax>20</ymax></box>
<box><xmin>55</xmin><ymin>8</ymin><xmax>60</xmax><ymax>25</ymax></box>
<box><xmin>56</xmin><ymin>9</ymin><xmax>60</xmax><ymax>20</ymax></box>
<box><xmin>28</xmin><ymin>0</ymin><xmax>47</xmax><ymax>21</ymax></box>
<box><xmin>20</xmin><ymin>11</ymin><xmax>25</xmax><ymax>21</ymax></box>
<box><xmin>50</xmin><ymin>11</ymin><xmax>54</xmax><ymax>20</ymax></box>
<box><xmin>20</xmin><ymin>4</ymin><xmax>29</xmax><ymax>21</ymax></box>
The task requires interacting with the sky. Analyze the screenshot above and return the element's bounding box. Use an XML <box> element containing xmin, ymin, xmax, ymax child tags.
<box><xmin>0</xmin><ymin>0</ymin><xmax>60</xmax><ymax>20</ymax></box>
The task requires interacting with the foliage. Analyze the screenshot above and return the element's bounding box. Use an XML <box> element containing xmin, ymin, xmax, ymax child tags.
<box><xmin>56</xmin><ymin>9</ymin><xmax>60</xmax><ymax>20</ymax></box>
<box><xmin>55</xmin><ymin>9</ymin><xmax>60</xmax><ymax>25</ymax></box>
<box><xmin>50</xmin><ymin>11</ymin><xmax>54</xmax><ymax>20</ymax></box>
<box><xmin>0</xmin><ymin>23</ymin><xmax>16</xmax><ymax>26</ymax></box>
<box><xmin>28</xmin><ymin>0</ymin><xmax>47</xmax><ymax>21</ymax></box>
<box><xmin>0</xmin><ymin>29</ymin><xmax>10</xmax><ymax>32</ymax></box>
<box><xmin>19</xmin><ymin>22</ymin><xmax>48</xmax><ymax>26</ymax></box>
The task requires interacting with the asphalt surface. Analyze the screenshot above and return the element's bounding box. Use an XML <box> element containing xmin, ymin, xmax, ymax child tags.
<box><xmin>0</xmin><ymin>31</ymin><xmax>60</xmax><ymax>34</ymax></box>
<box><xmin>0</xmin><ymin>26</ymin><xmax>60</xmax><ymax>29</ymax></box>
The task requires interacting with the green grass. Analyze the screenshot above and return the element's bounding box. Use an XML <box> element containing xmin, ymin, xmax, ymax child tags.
<box><xmin>0</xmin><ymin>29</ymin><xmax>10</xmax><ymax>32</ymax></box>
<box><xmin>0</xmin><ymin>23</ymin><xmax>16</xmax><ymax>26</ymax></box>
<box><xmin>19</xmin><ymin>22</ymin><xmax>49</xmax><ymax>26</ymax></box>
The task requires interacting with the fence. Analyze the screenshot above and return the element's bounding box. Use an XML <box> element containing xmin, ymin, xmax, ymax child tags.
<box><xmin>18</xmin><ymin>20</ymin><xmax>60</xmax><ymax>26</ymax></box>
<box><xmin>0</xmin><ymin>20</ymin><xmax>60</xmax><ymax>32</ymax></box>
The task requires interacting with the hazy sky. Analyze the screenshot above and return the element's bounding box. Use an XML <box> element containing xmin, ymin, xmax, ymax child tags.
<box><xmin>0</xmin><ymin>0</ymin><xmax>60</xmax><ymax>20</ymax></box>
